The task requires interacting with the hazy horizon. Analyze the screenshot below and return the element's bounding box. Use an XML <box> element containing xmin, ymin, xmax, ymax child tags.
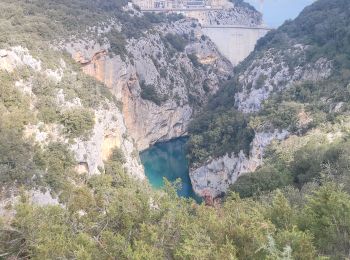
<box><xmin>245</xmin><ymin>0</ymin><xmax>315</xmax><ymax>28</ymax></box>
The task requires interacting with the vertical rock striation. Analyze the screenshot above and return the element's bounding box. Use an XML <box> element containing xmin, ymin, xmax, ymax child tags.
<box><xmin>64</xmin><ymin>18</ymin><xmax>233</xmax><ymax>150</ymax></box>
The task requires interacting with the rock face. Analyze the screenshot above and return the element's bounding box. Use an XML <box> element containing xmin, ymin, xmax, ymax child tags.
<box><xmin>235</xmin><ymin>46</ymin><xmax>333</xmax><ymax>113</ymax></box>
<box><xmin>1</xmin><ymin>46</ymin><xmax>144</xmax><ymax>179</ymax></box>
<box><xmin>186</xmin><ymin>4</ymin><xmax>262</xmax><ymax>26</ymax></box>
<box><xmin>64</xmin><ymin>18</ymin><xmax>233</xmax><ymax>150</ymax></box>
<box><xmin>189</xmin><ymin>44</ymin><xmax>333</xmax><ymax>198</ymax></box>
<box><xmin>190</xmin><ymin>130</ymin><xmax>289</xmax><ymax>198</ymax></box>
<box><xmin>70</xmin><ymin>106</ymin><xmax>144</xmax><ymax>179</ymax></box>
<box><xmin>0</xmin><ymin>188</ymin><xmax>60</xmax><ymax>223</ymax></box>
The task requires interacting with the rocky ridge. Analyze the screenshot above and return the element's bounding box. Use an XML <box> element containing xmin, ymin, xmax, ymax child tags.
<box><xmin>189</xmin><ymin>43</ymin><xmax>334</xmax><ymax>198</ymax></box>
<box><xmin>190</xmin><ymin>130</ymin><xmax>289</xmax><ymax>198</ymax></box>
<box><xmin>0</xmin><ymin>46</ymin><xmax>144</xmax><ymax>216</ymax></box>
<box><xmin>236</xmin><ymin>46</ymin><xmax>333</xmax><ymax>113</ymax></box>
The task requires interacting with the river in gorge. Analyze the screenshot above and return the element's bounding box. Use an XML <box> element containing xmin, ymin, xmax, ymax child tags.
<box><xmin>140</xmin><ymin>137</ymin><xmax>201</xmax><ymax>202</ymax></box>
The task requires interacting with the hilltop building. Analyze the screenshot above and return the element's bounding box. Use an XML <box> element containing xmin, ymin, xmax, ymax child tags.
<box><xmin>132</xmin><ymin>0</ymin><xmax>230</xmax><ymax>10</ymax></box>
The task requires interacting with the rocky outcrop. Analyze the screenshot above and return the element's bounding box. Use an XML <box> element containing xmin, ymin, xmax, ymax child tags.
<box><xmin>1</xmin><ymin>46</ymin><xmax>144</xmax><ymax>179</ymax></box>
<box><xmin>0</xmin><ymin>187</ymin><xmax>60</xmax><ymax>223</ymax></box>
<box><xmin>0</xmin><ymin>47</ymin><xmax>144</xmax><ymax>220</ymax></box>
<box><xmin>189</xmin><ymin>44</ymin><xmax>333</xmax><ymax>198</ymax></box>
<box><xmin>70</xmin><ymin>105</ymin><xmax>144</xmax><ymax>179</ymax></box>
<box><xmin>190</xmin><ymin>130</ymin><xmax>289</xmax><ymax>198</ymax></box>
<box><xmin>64</xmin><ymin>18</ymin><xmax>233</xmax><ymax>150</ymax></box>
<box><xmin>0</xmin><ymin>46</ymin><xmax>64</xmax><ymax>81</ymax></box>
<box><xmin>236</xmin><ymin>46</ymin><xmax>333</xmax><ymax>113</ymax></box>
<box><xmin>186</xmin><ymin>4</ymin><xmax>262</xmax><ymax>26</ymax></box>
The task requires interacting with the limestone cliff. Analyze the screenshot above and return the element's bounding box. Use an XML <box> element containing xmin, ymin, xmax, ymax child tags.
<box><xmin>1</xmin><ymin>46</ymin><xmax>144</xmax><ymax>179</ymax></box>
<box><xmin>235</xmin><ymin>46</ymin><xmax>333</xmax><ymax>113</ymax></box>
<box><xmin>190</xmin><ymin>130</ymin><xmax>288</xmax><ymax>198</ymax></box>
<box><xmin>189</xmin><ymin>35</ymin><xmax>334</xmax><ymax>198</ymax></box>
<box><xmin>64</xmin><ymin>18</ymin><xmax>233</xmax><ymax>150</ymax></box>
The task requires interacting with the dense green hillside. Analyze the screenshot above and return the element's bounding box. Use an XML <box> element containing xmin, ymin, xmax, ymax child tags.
<box><xmin>0</xmin><ymin>0</ymin><xmax>350</xmax><ymax>259</ymax></box>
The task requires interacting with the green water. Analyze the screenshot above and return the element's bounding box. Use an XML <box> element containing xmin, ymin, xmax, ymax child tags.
<box><xmin>140</xmin><ymin>138</ymin><xmax>200</xmax><ymax>201</ymax></box>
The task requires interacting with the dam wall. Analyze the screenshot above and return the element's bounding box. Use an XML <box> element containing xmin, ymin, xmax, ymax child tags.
<box><xmin>202</xmin><ymin>25</ymin><xmax>270</xmax><ymax>66</ymax></box>
<box><xmin>134</xmin><ymin>0</ymin><xmax>268</xmax><ymax>67</ymax></box>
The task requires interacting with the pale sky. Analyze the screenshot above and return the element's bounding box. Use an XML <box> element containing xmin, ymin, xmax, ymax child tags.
<box><xmin>245</xmin><ymin>0</ymin><xmax>315</xmax><ymax>28</ymax></box>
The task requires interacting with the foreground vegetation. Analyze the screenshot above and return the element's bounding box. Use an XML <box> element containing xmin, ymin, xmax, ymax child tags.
<box><xmin>2</xmin><ymin>170</ymin><xmax>350</xmax><ymax>259</ymax></box>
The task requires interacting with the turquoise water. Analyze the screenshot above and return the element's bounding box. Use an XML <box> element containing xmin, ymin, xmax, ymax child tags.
<box><xmin>140</xmin><ymin>138</ymin><xmax>200</xmax><ymax>201</ymax></box>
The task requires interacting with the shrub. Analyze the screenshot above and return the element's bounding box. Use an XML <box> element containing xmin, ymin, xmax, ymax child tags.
<box><xmin>232</xmin><ymin>138</ymin><xmax>350</xmax><ymax>199</ymax></box>
<box><xmin>140</xmin><ymin>81</ymin><xmax>167</xmax><ymax>106</ymax></box>
<box><xmin>107</xmin><ymin>30</ymin><xmax>127</xmax><ymax>59</ymax></box>
<box><xmin>36</xmin><ymin>96</ymin><xmax>60</xmax><ymax>123</ymax></box>
<box><xmin>110</xmin><ymin>147</ymin><xmax>126</xmax><ymax>164</ymax></box>
<box><xmin>187</xmin><ymin>108</ymin><xmax>254</xmax><ymax>165</ymax></box>
<box><xmin>34</xmin><ymin>142</ymin><xmax>76</xmax><ymax>191</ymax></box>
<box><xmin>187</xmin><ymin>53</ymin><xmax>201</xmax><ymax>68</ymax></box>
<box><xmin>164</xmin><ymin>33</ymin><xmax>188</xmax><ymax>52</ymax></box>
<box><xmin>60</xmin><ymin>108</ymin><xmax>95</xmax><ymax>138</ymax></box>
<box><xmin>230</xmin><ymin>165</ymin><xmax>292</xmax><ymax>198</ymax></box>
<box><xmin>0</xmin><ymin>127</ymin><xmax>39</xmax><ymax>186</ymax></box>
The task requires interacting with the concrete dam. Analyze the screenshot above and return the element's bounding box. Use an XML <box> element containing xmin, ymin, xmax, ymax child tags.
<box><xmin>202</xmin><ymin>25</ymin><xmax>270</xmax><ymax>66</ymax></box>
<box><xmin>135</xmin><ymin>0</ymin><xmax>271</xmax><ymax>67</ymax></box>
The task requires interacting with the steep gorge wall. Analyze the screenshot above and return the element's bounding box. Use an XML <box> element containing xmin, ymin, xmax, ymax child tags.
<box><xmin>66</xmin><ymin>5</ymin><xmax>263</xmax><ymax>152</ymax></box>
<box><xmin>0</xmin><ymin>46</ymin><xmax>144</xmax><ymax>179</ymax></box>
<box><xmin>65</xmin><ymin>18</ymin><xmax>233</xmax><ymax>151</ymax></box>
<box><xmin>189</xmin><ymin>44</ymin><xmax>334</xmax><ymax>198</ymax></box>
<box><xmin>190</xmin><ymin>130</ymin><xmax>289</xmax><ymax>198</ymax></box>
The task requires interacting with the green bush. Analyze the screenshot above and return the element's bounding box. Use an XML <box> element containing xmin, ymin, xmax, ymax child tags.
<box><xmin>60</xmin><ymin>108</ymin><xmax>95</xmax><ymax>138</ymax></box>
<box><xmin>231</xmin><ymin>165</ymin><xmax>292</xmax><ymax>198</ymax></box>
<box><xmin>232</xmin><ymin>138</ymin><xmax>350</xmax><ymax>198</ymax></box>
<box><xmin>164</xmin><ymin>33</ymin><xmax>188</xmax><ymax>52</ymax></box>
<box><xmin>34</xmin><ymin>142</ymin><xmax>76</xmax><ymax>192</ymax></box>
<box><xmin>0</xmin><ymin>72</ymin><xmax>38</xmax><ymax>186</ymax></box>
<box><xmin>6</xmin><ymin>178</ymin><xmax>350</xmax><ymax>259</ymax></box>
<box><xmin>187</xmin><ymin>108</ymin><xmax>254</xmax><ymax>165</ymax></box>
<box><xmin>110</xmin><ymin>147</ymin><xmax>126</xmax><ymax>164</ymax></box>
<box><xmin>140</xmin><ymin>81</ymin><xmax>167</xmax><ymax>106</ymax></box>
<box><xmin>0</xmin><ymin>127</ymin><xmax>39</xmax><ymax>186</ymax></box>
<box><xmin>107</xmin><ymin>29</ymin><xmax>127</xmax><ymax>59</ymax></box>
<box><xmin>36</xmin><ymin>96</ymin><xmax>60</xmax><ymax>123</ymax></box>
